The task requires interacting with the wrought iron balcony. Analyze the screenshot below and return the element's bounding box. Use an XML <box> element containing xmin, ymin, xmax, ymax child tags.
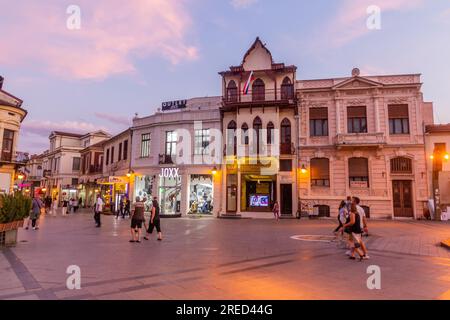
<box><xmin>222</xmin><ymin>87</ymin><xmax>296</xmax><ymax>106</ymax></box>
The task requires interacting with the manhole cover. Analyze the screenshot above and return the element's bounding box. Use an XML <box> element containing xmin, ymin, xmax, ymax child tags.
<box><xmin>290</xmin><ymin>235</ymin><xmax>335</xmax><ymax>242</ymax></box>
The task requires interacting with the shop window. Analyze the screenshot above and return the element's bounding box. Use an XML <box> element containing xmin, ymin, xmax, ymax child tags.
<box><xmin>134</xmin><ymin>175</ymin><xmax>155</xmax><ymax>200</ymax></box>
<box><xmin>349</xmin><ymin>157</ymin><xmax>369</xmax><ymax>188</ymax></box>
<box><xmin>252</xmin><ymin>78</ymin><xmax>265</xmax><ymax>102</ymax></box>
<box><xmin>280</xmin><ymin>159</ymin><xmax>292</xmax><ymax>172</ymax></box>
<box><xmin>390</xmin><ymin>157</ymin><xmax>412</xmax><ymax>174</ymax></box>
<box><xmin>310</xmin><ymin>158</ymin><xmax>330</xmax><ymax>187</ymax></box>
<box><xmin>347</xmin><ymin>106</ymin><xmax>367</xmax><ymax>133</ymax></box>
<box><xmin>189</xmin><ymin>175</ymin><xmax>214</xmax><ymax>214</ymax></box>
<box><xmin>141</xmin><ymin>133</ymin><xmax>151</xmax><ymax>158</ymax></box>
<box><xmin>309</xmin><ymin>108</ymin><xmax>328</xmax><ymax>137</ymax></box>
<box><xmin>194</xmin><ymin>129</ymin><xmax>210</xmax><ymax>155</ymax></box>
<box><xmin>313</xmin><ymin>205</ymin><xmax>330</xmax><ymax>217</ymax></box>
<box><xmin>226</xmin><ymin>80</ymin><xmax>238</xmax><ymax>102</ymax></box>
<box><xmin>159</xmin><ymin>175</ymin><xmax>181</xmax><ymax>215</ymax></box>
<box><xmin>281</xmin><ymin>77</ymin><xmax>294</xmax><ymax>100</ymax></box>
<box><xmin>389</xmin><ymin>104</ymin><xmax>409</xmax><ymax>134</ymax></box>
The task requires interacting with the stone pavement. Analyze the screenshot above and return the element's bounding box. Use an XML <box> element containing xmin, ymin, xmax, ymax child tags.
<box><xmin>0</xmin><ymin>210</ymin><xmax>449</xmax><ymax>300</ymax></box>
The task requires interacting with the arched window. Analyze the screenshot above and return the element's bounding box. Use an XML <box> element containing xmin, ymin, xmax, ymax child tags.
<box><xmin>281</xmin><ymin>77</ymin><xmax>294</xmax><ymax>100</ymax></box>
<box><xmin>390</xmin><ymin>157</ymin><xmax>412</xmax><ymax>174</ymax></box>
<box><xmin>267</xmin><ymin>121</ymin><xmax>275</xmax><ymax>145</ymax></box>
<box><xmin>349</xmin><ymin>157</ymin><xmax>369</xmax><ymax>188</ymax></box>
<box><xmin>253</xmin><ymin>117</ymin><xmax>262</xmax><ymax>154</ymax></box>
<box><xmin>226</xmin><ymin>120</ymin><xmax>237</xmax><ymax>155</ymax></box>
<box><xmin>241</xmin><ymin>123</ymin><xmax>249</xmax><ymax>145</ymax></box>
<box><xmin>310</xmin><ymin>158</ymin><xmax>330</xmax><ymax>187</ymax></box>
<box><xmin>226</xmin><ymin>80</ymin><xmax>238</xmax><ymax>103</ymax></box>
<box><xmin>280</xmin><ymin>118</ymin><xmax>291</xmax><ymax>154</ymax></box>
<box><xmin>252</xmin><ymin>78</ymin><xmax>265</xmax><ymax>102</ymax></box>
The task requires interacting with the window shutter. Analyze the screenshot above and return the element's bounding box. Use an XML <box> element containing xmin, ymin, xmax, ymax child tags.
<box><xmin>388</xmin><ymin>104</ymin><xmax>408</xmax><ymax>118</ymax></box>
<box><xmin>309</xmin><ymin>108</ymin><xmax>328</xmax><ymax>120</ymax></box>
<box><xmin>311</xmin><ymin>158</ymin><xmax>330</xmax><ymax>180</ymax></box>
<box><xmin>349</xmin><ymin>158</ymin><xmax>368</xmax><ymax>176</ymax></box>
<box><xmin>347</xmin><ymin>106</ymin><xmax>367</xmax><ymax>118</ymax></box>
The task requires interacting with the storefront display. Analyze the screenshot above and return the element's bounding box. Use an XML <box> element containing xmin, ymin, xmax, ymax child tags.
<box><xmin>134</xmin><ymin>175</ymin><xmax>156</xmax><ymax>201</ymax></box>
<box><xmin>159</xmin><ymin>175</ymin><xmax>181</xmax><ymax>215</ymax></box>
<box><xmin>188</xmin><ymin>174</ymin><xmax>213</xmax><ymax>215</ymax></box>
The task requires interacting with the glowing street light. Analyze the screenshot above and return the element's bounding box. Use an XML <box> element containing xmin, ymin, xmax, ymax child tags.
<box><xmin>300</xmin><ymin>165</ymin><xmax>307</xmax><ymax>174</ymax></box>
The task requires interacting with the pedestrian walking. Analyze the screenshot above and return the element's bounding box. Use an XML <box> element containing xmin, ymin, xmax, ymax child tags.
<box><xmin>51</xmin><ymin>197</ymin><xmax>58</xmax><ymax>216</ymax></box>
<box><xmin>273</xmin><ymin>201</ymin><xmax>280</xmax><ymax>220</ymax></box>
<box><xmin>117</xmin><ymin>197</ymin><xmax>124</xmax><ymax>219</ymax></box>
<box><xmin>26</xmin><ymin>195</ymin><xmax>44</xmax><ymax>230</ymax></box>
<box><xmin>352</xmin><ymin>196</ymin><xmax>369</xmax><ymax>259</ymax></box>
<box><xmin>334</xmin><ymin>200</ymin><xmax>348</xmax><ymax>234</ymax></box>
<box><xmin>342</xmin><ymin>203</ymin><xmax>365</xmax><ymax>261</ymax></box>
<box><xmin>62</xmin><ymin>199</ymin><xmax>68</xmax><ymax>216</ymax></box>
<box><xmin>94</xmin><ymin>194</ymin><xmax>104</xmax><ymax>227</ymax></box>
<box><xmin>144</xmin><ymin>197</ymin><xmax>162</xmax><ymax>241</ymax></box>
<box><xmin>129</xmin><ymin>197</ymin><xmax>145</xmax><ymax>243</ymax></box>
<box><xmin>124</xmin><ymin>197</ymin><xmax>131</xmax><ymax>218</ymax></box>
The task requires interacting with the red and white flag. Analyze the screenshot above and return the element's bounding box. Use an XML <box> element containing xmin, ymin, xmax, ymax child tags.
<box><xmin>243</xmin><ymin>71</ymin><xmax>254</xmax><ymax>95</ymax></box>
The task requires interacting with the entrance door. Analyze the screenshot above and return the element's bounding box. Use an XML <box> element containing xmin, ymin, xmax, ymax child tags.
<box><xmin>392</xmin><ymin>180</ymin><xmax>414</xmax><ymax>218</ymax></box>
<box><xmin>280</xmin><ymin>184</ymin><xmax>292</xmax><ymax>215</ymax></box>
<box><xmin>226</xmin><ymin>185</ymin><xmax>237</xmax><ymax>212</ymax></box>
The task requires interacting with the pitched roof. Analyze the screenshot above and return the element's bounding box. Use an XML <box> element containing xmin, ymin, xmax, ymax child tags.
<box><xmin>426</xmin><ymin>124</ymin><xmax>450</xmax><ymax>133</ymax></box>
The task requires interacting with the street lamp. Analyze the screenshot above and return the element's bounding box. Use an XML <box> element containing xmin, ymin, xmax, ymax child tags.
<box><xmin>300</xmin><ymin>164</ymin><xmax>307</xmax><ymax>174</ymax></box>
<box><xmin>211</xmin><ymin>166</ymin><xmax>218</xmax><ymax>176</ymax></box>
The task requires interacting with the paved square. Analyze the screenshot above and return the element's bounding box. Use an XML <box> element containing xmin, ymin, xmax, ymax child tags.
<box><xmin>1</xmin><ymin>211</ymin><xmax>449</xmax><ymax>300</ymax></box>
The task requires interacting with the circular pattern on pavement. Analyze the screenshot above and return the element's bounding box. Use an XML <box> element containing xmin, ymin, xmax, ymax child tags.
<box><xmin>290</xmin><ymin>234</ymin><xmax>336</xmax><ymax>242</ymax></box>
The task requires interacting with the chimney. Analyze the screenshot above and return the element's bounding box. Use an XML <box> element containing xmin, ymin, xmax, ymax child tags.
<box><xmin>0</xmin><ymin>76</ymin><xmax>4</xmax><ymax>89</ymax></box>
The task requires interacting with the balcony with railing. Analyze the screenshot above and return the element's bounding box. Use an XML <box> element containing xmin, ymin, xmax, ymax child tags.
<box><xmin>223</xmin><ymin>87</ymin><xmax>295</xmax><ymax>107</ymax></box>
<box><xmin>88</xmin><ymin>164</ymin><xmax>103</xmax><ymax>174</ymax></box>
<box><xmin>223</xmin><ymin>143</ymin><xmax>295</xmax><ymax>157</ymax></box>
<box><xmin>334</xmin><ymin>132</ymin><xmax>386</xmax><ymax>148</ymax></box>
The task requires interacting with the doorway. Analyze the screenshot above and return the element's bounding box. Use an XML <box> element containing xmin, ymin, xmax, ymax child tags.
<box><xmin>280</xmin><ymin>184</ymin><xmax>292</xmax><ymax>215</ymax></box>
<box><xmin>392</xmin><ymin>180</ymin><xmax>413</xmax><ymax>218</ymax></box>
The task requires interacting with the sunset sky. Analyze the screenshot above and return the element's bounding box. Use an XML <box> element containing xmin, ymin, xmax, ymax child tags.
<box><xmin>0</xmin><ymin>0</ymin><xmax>449</xmax><ymax>153</ymax></box>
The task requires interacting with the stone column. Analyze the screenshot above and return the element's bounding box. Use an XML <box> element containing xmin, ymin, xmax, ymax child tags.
<box><xmin>335</xmin><ymin>99</ymin><xmax>341</xmax><ymax>134</ymax></box>
<box><xmin>237</xmin><ymin>165</ymin><xmax>241</xmax><ymax>214</ymax></box>
<box><xmin>374</xmin><ymin>96</ymin><xmax>380</xmax><ymax>133</ymax></box>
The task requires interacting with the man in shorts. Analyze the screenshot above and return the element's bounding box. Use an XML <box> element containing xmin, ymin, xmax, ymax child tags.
<box><xmin>130</xmin><ymin>196</ymin><xmax>145</xmax><ymax>243</ymax></box>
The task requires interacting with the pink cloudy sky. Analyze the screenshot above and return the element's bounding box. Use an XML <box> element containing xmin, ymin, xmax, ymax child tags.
<box><xmin>0</xmin><ymin>0</ymin><xmax>449</xmax><ymax>153</ymax></box>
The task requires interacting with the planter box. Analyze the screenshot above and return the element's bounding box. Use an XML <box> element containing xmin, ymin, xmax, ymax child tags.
<box><xmin>0</xmin><ymin>220</ymin><xmax>24</xmax><ymax>247</ymax></box>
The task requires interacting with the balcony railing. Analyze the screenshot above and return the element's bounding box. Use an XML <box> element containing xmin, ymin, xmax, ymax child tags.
<box><xmin>223</xmin><ymin>143</ymin><xmax>294</xmax><ymax>156</ymax></box>
<box><xmin>223</xmin><ymin>87</ymin><xmax>295</xmax><ymax>105</ymax></box>
<box><xmin>335</xmin><ymin>133</ymin><xmax>386</xmax><ymax>147</ymax></box>
<box><xmin>84</xmin><ymin>164</ymin><xmax>102</xmax><ymax>174</ymax></box>
<box><xmin>159</xmin><ymin>154</ymin><xmax>175</xmax><ymax>165</ymax></box>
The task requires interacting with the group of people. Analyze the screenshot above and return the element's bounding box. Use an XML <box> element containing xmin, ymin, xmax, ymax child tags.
<box><xmin>334</xmin><ymin>196</ymin><xmax>370</xmax><ymax>261</ymax></box>
<box><xmin>92</xmin><ymin>194</ymin><xmax>162</xmax><ymax>242</ymax></box>
<box><xmin>25</xmin><ymin>194</ymin><xmax>81</xmax><ymax>230</ymax></box>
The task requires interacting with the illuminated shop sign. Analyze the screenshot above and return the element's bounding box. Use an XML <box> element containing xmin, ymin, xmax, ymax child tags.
<box><xmin>159</xmin><ymin>167</ymin><xmax>179</xmax><ymax>179</ymax></box>
<box><xmin>161</xmin><ymin>100</ymin><xmax>187</xmax><ymax>111</ymax></box>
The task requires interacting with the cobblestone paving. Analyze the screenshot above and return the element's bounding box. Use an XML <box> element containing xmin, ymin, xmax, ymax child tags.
<box><xmin>1</xmin><ymin>211</ymin><xmax>449</xmax><ymax>300</ymax></box>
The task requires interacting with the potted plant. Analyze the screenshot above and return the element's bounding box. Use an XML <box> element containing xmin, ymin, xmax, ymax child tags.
<box><xmin>0</xmin><ymin>193</ymin><xmax>32</xmax><ymax>246</ymax></box>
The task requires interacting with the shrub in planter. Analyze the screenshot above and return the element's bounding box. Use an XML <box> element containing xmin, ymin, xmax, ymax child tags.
<box><xmin>0</xmin><ymin>193</ymin><xmax>32</xmax><ymax>246</ymax></box>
